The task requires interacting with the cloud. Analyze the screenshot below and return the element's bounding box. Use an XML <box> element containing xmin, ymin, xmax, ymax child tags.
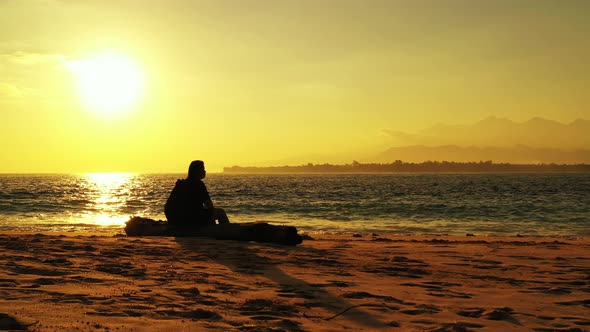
<box><xmin>0</xmin><ymin>51</ymin><xmax>71</xmax><ymax>99</ymax></box>
<box><xmin>0</xmin><ymin>51</ymin><xmax>67</xmax><ymax>66</ymax></box>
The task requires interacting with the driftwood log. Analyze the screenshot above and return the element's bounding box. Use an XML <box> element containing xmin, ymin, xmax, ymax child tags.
<box><xmin>124</xmin><ymin>217</ymin><xmax>303</xmax><ymax>246</ymax></box>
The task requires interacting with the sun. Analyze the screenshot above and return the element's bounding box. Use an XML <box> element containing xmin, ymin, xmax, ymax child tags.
<box><xmin>67</xmin><ymin>51</ymin><xmax>145</xmax><ymax>117</ymax></box>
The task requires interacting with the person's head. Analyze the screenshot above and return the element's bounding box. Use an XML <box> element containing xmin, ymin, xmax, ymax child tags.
<box><xmin>188</xmin><ymin>160</ymin><xmax>206</xmax><ymax>180</ymax></box>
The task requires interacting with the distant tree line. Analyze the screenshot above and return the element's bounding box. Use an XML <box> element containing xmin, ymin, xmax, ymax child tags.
<box><xmin>223</xmin><ymin>160</ymin><xmax>590</xmax><ymax>173</ymax></box>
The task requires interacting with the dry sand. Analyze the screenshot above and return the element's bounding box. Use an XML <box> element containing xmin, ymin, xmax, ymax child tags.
<box><xmin>0</xmin><ymin>232</ymin><xmax>589</xmax><ymax>331</ymax></box>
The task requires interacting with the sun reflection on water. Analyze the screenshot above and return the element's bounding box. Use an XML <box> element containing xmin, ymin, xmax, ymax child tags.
<box><xmin>81</xmin><ymin>172</ymin><xmax>135</xmax><ymax>227</ymax></box>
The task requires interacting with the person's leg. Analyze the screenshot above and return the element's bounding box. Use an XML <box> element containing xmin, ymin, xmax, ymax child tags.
<box><xmin>214</xmin><ymin>208</ymin><xmax>230</xmax><ymax>224</ymax></box>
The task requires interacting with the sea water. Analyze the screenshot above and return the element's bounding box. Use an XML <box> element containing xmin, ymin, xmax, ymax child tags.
<box><xmin>0</xmin><ymin>173</ymin><xmax>588</xmax><ymax>236</ymax></box>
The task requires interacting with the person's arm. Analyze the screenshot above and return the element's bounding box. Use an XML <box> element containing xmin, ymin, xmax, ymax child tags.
<box><xmin>203</xmin><ymin>198</ymin><xmax>214</xmax><ymax>210</ymax></box>
<box><xmin>204</xmin><ymin>199</ymin><xmax>217</xmax><ymax>218</ymax></box>
<box><xmin>199</xmin><ymin>181</ymin><xmax>217</xmax><ymax>218</ymax></box>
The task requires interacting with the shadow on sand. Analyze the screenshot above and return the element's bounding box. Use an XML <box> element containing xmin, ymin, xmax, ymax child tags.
<box><xmin>173</xmin><ymin>236</ymin><xmax>389</xmax><ymax>329</ymax></box>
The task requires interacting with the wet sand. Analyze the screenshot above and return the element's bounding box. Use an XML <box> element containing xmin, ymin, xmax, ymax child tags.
<box><xmin>1</xmin><ymin>232</ymin><xmax>589</xmax><ymax>331</ymax></box>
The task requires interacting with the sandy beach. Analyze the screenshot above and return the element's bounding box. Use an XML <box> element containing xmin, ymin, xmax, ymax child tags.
<box><xmin>1</xmin><ymin>232</ymin><xmax>589</xmax><ymax>331</ymax></box>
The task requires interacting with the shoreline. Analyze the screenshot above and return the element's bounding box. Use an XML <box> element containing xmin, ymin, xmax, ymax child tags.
<box><xmin>1</xmin><ymin>232</ymin><xmax>589</xmax><ymax>331</ymax></box>
<box><xmin>1</xmin><ymin>227</ymin><xmax>588</xmax><ymax>240</ymax></box>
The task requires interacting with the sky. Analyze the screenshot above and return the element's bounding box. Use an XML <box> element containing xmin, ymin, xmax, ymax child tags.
<box><xmin>1</xmin><ymin>0</ymin><xmax>589</xmax><ymax>173</ymax></box>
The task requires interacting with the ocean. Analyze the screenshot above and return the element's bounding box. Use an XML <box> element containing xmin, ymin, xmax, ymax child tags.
<box><xmin>0</xmin><ymin>173</ymin><xmax>588</xmax><ymax>236</ymax></box>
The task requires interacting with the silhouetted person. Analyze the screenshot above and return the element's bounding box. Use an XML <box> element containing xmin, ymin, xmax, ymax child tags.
<box><xmin>165</xmin><ymin>160</ymin><xmax>229</xmax><ymax>231</ymax></box>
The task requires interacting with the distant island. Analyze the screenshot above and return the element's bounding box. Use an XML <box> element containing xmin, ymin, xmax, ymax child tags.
<box><xmin>224</xmin><ymin>161</ymin><xmax>590</xmax><ymax>173</ymax></box>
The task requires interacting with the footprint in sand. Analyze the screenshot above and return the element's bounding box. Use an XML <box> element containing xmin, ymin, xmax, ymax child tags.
<box><xmin>523</xmin><ymin>286</ymin><xmax>572</xmax><ymax>295</ymax></box>
<box><xmin>173</xmin><ymin>287</ymin><xmax>201</xmax><ymax>298</ymax></box>
<box><xmin>482</xmin><ymin>307</ymin><xmax>521</xmax><ymax>325</ymax></box>
<box><xmin>276</xmin><ymin>285</ymin><xmax>315</xmax><ymax>300</ymax></box>
<box><xmin>327</xmin><ymin>280</ymin><xmax>353</xmax><ymax>287</ymax></box>
<box><xmin>153</xmin><ymin>308</ymin><xmax>222</xmax><ymax>320</ymax></box>
<box><xmin>342</xmin><ymin>291</ymin><xmax>404</xmax><ymax>304</ymax></box>
<box><xmin>7</xmin><ymin>261</ymin><xmax>71</xmax><ymax>277</ymax></box>
<box><xmin>555</xmin><ymin>299</ymin><xmax>590</xmax><ymax>307</ymax></box>
<box><xmin>95</xmin><ymin>262</ymin><xmax>146</xmax><ymax>277</ymax></box>
<box><xmin>42</xmin><ymin>257</ymin><xmax>73</xmax><ymax>266</ymax></box>
<box><xmin>456</xmin><ymin>307</ymin><xmax>485</xmax><ymax>318</ymax></box>
<box><xmin>238</xmin><ymin>298</ymin><xmax>298</xmax><ymax>321</ymax></box>
<box><xmin>401</xmin><ymin>282</ymin><xmax>472</xmax><ymax>299</ymax></box>
<box><xmin>362</xmin><ymin>260</ymin><xmax>430</xmax><ymax>278</ymax></box>
<box><xmin>400</xmin><ymin>304</ymin><xmax>441</xmax><ymax>315</ymax></box>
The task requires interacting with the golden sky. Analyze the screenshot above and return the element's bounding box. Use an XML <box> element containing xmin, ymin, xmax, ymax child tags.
<box><xmin>1</xmin><ymin>0</ymin><xmax>589</xmax><ymax>173</ymax></box>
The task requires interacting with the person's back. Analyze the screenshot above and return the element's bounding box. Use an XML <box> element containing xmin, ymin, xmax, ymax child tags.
<box><xmin>165</xmin><ymin>160</ymin><xmax>213</xmax><ymax>230</ymax></box>
<box><xmin>165</xmin><ymin>178</ymin><xmax>212</xmax><ymax>229</ymax></box>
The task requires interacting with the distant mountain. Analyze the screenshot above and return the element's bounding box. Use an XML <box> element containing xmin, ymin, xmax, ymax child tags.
<box><xmin>375</xmin><ymin>145</ymin><xmax>590</xmax><ymax>164</ymax></box>
<box><xmin>384</xmin><ymin>117</ymin><xmax>590</xmax><ymax>150</ymax></box>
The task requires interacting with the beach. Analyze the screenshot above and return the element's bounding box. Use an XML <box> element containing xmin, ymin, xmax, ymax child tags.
<box><xmin>1</xmin><ymin>232</ymin><xmax>589</xmax><ymax>331</ymax></box>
